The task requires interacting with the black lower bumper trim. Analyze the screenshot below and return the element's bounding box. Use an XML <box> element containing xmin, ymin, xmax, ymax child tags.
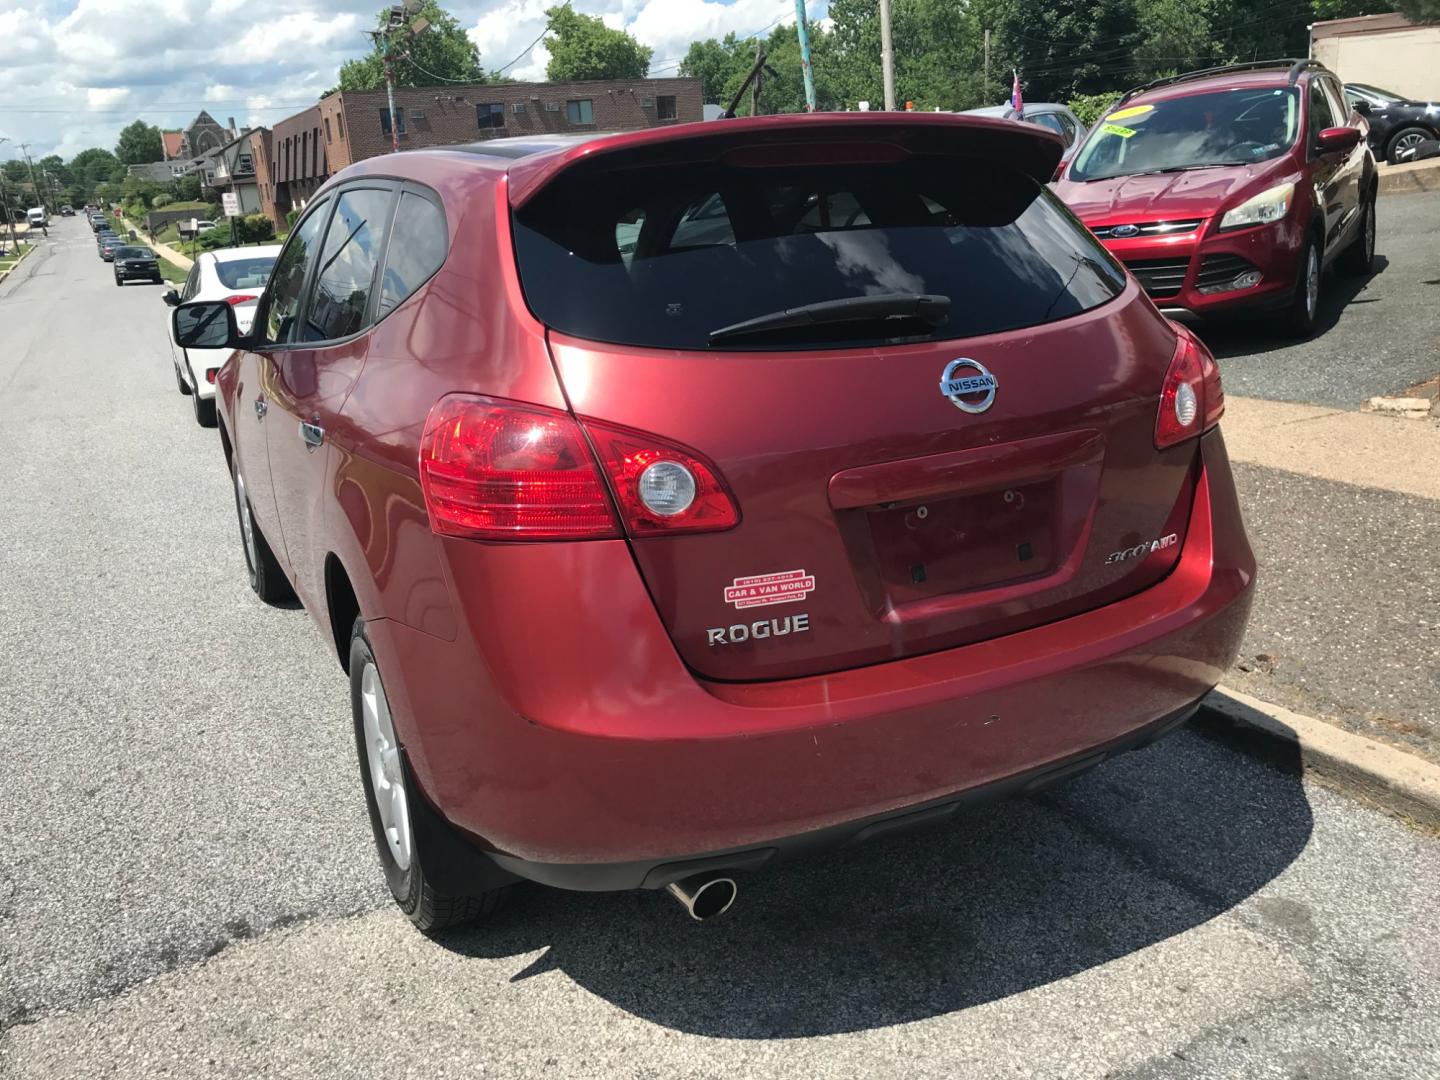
<box><xmin>477</xmin><ymin>700</ymin><xmax>1203</xmax><ymax>893</ymax></box>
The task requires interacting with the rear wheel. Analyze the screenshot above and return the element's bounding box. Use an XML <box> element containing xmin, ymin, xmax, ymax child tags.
<box><xmin>1283</xmin><ymin>234</ymin><xmax>1322</xmax><ymax>338</ymax></box>
<box><xmin>1387</xmin><ymin>127</ymin><xmax>1432</xmax><ymax>165</ymax></box>
<box><xmin>1338</xmin><ymin>194</ymin><xmax>1376</xmax><ymax>277</ymax></box>
<box><xmin>231</xmin><ymin>460</ymin><xmax>293</xmax><ymax>605</ymax></box>
<box><xmin>350</xmin><ymin>619</ymin><xmax>510</xmax><ymax>932</ymax></box>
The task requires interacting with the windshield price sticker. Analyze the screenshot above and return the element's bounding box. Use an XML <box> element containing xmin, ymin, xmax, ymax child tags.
<box><xmin>1102</xmin><ymin>123</ymin><xmax>1137</xmax><ymax>139</ymax></box>
<box><xmin>1107</xmin><ymin>105</ymin><xmax>1154</xmax><ymax>122</ymax></box>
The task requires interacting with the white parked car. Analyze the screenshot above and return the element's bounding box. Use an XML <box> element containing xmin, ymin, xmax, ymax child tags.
<box><xmin>164</xmin><ymin>245</ymin><xmax>281</xmax><ymax>427</ymax></box>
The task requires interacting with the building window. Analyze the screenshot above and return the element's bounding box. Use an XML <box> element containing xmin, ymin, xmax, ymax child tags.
<box><xmin>657</xmin><ymin>95</ymin><xmax>677</xmax><ymax>121</ymax></box>
<box><xmin>410</xmin><ymin>109</ymin><xmax>425</xmax><ymax>120</ymax></box>
<box><xmin>336</xmin><ymin>114</ymin><xmax>344</xmax><ymax>139</ymax></box>
<box><xmin>324</xmin><ymin>117</ymin><xmax>332</xmax><ymax>142</ymax></box>
<box><xmin>511</xmin><ymin>102</ymin><xmax>526</xmax><ymax>115</ymax></box>
<box><xmin>238</xmin><ymin>154</ymin><xmax>252</xmax><ymax>173</ymax></box>
<box><xmin>380</xmin><ymin>108</ymin><xmax>407</xmax><ymax>136</ymax></box>
<box><xmin>566</xmin><ymin>99</ymin><xmax>594</xmax><ymax>125</ymax></box>
<box><xmin>476</xmin><ymin>103</ymin><xmax>505</xmax><ymax>130</ymax></box>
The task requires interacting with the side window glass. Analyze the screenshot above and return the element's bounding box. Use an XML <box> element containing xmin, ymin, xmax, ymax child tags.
<box><xmin>378</xmin><ymin>192</ymin><xmax>448</xmax><ymax>317</ymax></box>
<box><xmin>303</xmin><ymin>188</ymin><xmax>393</xmax><ymax>342</ymax></box>
<box><xmin>1308</xmin><ymin>82</ymin><xmax>1335</xmax><ymax>146</ymax></box>
<box><xmin>182</xmin><ymin>264</ymin><xmax>200</xmax><ymax>300</ymax></box>
<box><xmin>1031</xmin><ymin>112</ymin><xmax>1065</xmax><ymax>137</ymax></box>
<box><xmin>265</xmin><ymin>199</ymin><xmax>330</xmax><ymax>344</ymax></box>
<box><xmin>1322</xmin><ymin>79</ymin><xmax>1350</xmax><ymax>124</ymax></box>
<box><xmin>1057</xmin><ymin>112</ymin><xmax>1078</xmax><ymax>143</ymax></box>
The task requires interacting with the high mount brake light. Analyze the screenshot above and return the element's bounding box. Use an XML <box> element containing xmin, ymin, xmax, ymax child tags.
<box><xmin>224</xmin><ymin>294</ymin><xmax>258</xmax><ymax>306</ymax></box>
<box><xmin>1155</xmin><ymin>325</ymin><xmax>1224</xmax><ymax>450</ymax></box>
<box><xmin>419</xmin><ymin>396</ymin><xmax>739</xmax><ymax>541</ymax></box>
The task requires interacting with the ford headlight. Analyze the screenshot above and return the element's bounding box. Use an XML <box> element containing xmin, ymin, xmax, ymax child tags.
<box><xmin>1219</xmin><ymin>182</ymin><xmax>1295</xmax><ymax>231</ymax></box>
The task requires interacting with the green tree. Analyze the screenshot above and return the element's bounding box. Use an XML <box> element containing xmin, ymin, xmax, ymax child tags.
<box><xmin>1396</xmin><ymin>0</ymin><xmax>1440</xmax><ymax>17</ymax></box>
<box><xmin>171</xmin><ymin>172</ymin><xmax>203</xmax><ymax>203</ymax></box>
<box><xmin>336</xmin><ymin>0</ymin><xmax>483</xmax><ymax>91</ymax></box>
<box><xmin>1</xmin><ymin>161</ymin><xmax>26</xmax><ymax>183</ymax></box>
<box><xmin>679</xmin><ymin>33</ymin><xmax>753</xmax><ymax>104</ymax></box>
<box><xmin>544</xmin><ymin>6</ymin><xmax>652</xmax><ymax>81</ymax></box>
<box><xmin>114</xmin><ymin>120</ymin><xmax>165</xmax><ymax>165</ymax></box>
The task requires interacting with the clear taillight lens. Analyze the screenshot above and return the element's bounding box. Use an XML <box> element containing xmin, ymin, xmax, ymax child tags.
<box><xmin>420</xmin><ymin>395</ymin><xmax>619</xmax><ymax>540</ymax></box>
<box><xmin>1155</xmin><ymin>325</ymin><xmax>1224</xmax><ymax>450</ymax></box>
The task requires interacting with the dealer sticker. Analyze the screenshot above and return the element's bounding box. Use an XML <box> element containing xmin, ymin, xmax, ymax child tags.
<box><xmin>724</xmin><ymin>569</ymin><xmax>815</xmax><ymax>610</ymax></box>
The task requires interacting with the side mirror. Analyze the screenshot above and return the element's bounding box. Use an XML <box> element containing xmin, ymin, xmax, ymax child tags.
<box><xmin>172</xmin><ymin>300</ymin><xmax>242</xmax><ymax>350</ymax></box>
<box><xmin>1316</xmin><ymin>126</ymin><xmax>1361</xmax><ymax>154</ymax></box>
<box><xmin>162</xmin><ymin>289</ymin><xmax>181</xmax><ymax>307</ymax></box>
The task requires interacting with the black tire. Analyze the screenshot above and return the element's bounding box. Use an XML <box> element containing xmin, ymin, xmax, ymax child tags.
<box><xmin>349</xmin><ymin>619</ymin><xmax>510</xmax><ymax>933</ymax></box>
<box><xmin>193</xmin><ymin>391</ymin><xmax>217</xmax><ymax>428</ymax></box>
<box><xmin>114</xmin><ymin>276</ymin><xmax>122</xmax><ymax>286</ymax></box>
<box><xmin>1337</xmin><ymin>193</ymin><xmax>1376</xmax><ymax>277</ymax></box>
<box><xmin>1387</xmin><ymin>126</ymin><xmax>1434</xmax><ymax>165</ymax></box>
<box><xmin>1283</xmin><ymin>232</ymin><xmax>1322</xmax><ymax>338</ymax></box>
<box><xmin>231</xmin><ymin>458</ymin><xmax>294</xmax><ymax>605</ymax></box>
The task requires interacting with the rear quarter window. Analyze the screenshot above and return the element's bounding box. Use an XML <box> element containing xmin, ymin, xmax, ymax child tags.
<box><xmin>513</xmin><ymin>158</ymin><xmax>1126</xmax><ymax>351</ymax></box>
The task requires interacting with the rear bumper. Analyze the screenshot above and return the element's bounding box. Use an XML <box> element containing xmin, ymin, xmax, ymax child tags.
<box><xmin>371</xmin><ymin>427</ymin><xmax>1255</xmax><ymax>889</ymax></box>
<box><xmin>1102</xmin><ymin>218</ymin><xmax>1306</xmax><ymax>317</ymax></box>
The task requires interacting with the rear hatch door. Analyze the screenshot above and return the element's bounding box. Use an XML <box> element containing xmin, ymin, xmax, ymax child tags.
<box><xmin>511</xmin><ymin>117</ymin><xmax>1196</xmax><ymax>681</ymax></box>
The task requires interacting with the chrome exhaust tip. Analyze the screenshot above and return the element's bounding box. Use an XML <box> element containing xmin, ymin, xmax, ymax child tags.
<box><xmin>665</xmin><ymin>873</ymin><xmax>738</xmax><ymax>921</ymax></box>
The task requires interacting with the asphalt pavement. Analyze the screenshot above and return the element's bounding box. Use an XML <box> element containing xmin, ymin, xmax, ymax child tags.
<box><xmin>3</xmin><ymin>218</ymin><xmax>1439</xmax><ymax>1079</ymax></box>
<box><xmin>1198</xmin><ymin>190</ymin><xmax>1440</xmax><ymax>407</ymax></box>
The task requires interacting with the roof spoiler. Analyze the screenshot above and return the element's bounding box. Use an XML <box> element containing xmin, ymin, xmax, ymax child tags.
<box><xmin>504</xmin><ymin>113</ymin><xmax>1065</xmax><ymax>208</ymax></box>
<box><xmin>1115</xmin><ymin>58</ymin><xmax>1326</xmax><ymax>107</ymax></box>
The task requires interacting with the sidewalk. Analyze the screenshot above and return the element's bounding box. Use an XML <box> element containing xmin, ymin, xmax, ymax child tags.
<box><xmin>1219</xmin><ymin>394</ymin><xmax>1440</xmax><ymax>765</ymax></box>
<box><xmin>1378</xmin><ymin>156</ymin><xmax>1440</xmax><ymax>195</ymax></box>
<box><xmin>122</xmin><ymin>216</ymin><xmax>193</xmax><ymax>271</ymax></box>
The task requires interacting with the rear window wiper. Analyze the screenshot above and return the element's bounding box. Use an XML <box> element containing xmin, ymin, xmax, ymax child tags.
<box><xmin>708</xmin><ymin>293</ymin><xmax>950</xmax><ymax>344</ymax></box>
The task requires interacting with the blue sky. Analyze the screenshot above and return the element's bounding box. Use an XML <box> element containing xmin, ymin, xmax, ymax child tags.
<box><xmin>0</xmin><ymin>0</ymin><xmax>825</xmax><ymax>160</ymax></box>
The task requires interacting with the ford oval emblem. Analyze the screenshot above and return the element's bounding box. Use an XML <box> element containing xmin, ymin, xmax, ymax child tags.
<box><xmin>1111</xmin><ymin>223</ymin><xmax>1141</xmax><ymax>238</ymax></box>
<box><xmin>939</xmin><ymin>358</ymin><xmax>998</xmax><ymax>414</ymax></box>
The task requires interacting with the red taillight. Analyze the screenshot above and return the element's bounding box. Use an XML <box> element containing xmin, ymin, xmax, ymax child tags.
<box><xmin>583</xmin><ymin>420</ymin><xmax>740</xmax><ymax>536</ymax></box>
<box><xmin>224</xmin><ymin>294</ymin><xmax>258</xmax><ymax>306</ymax></box>
<box><xmin>1155</xmin><ymin>326</ymin><xmax>1225</xmax><ymax>450</ymax></box>
<box><xmin>205</xmin><ymin>368</ymin><xmax>219</xmax><ymax>385</ymax></box>
<box><xmin>420</xmin><ymin>396</ymin><xmax>619</xmax><ymax>540</ymax></box>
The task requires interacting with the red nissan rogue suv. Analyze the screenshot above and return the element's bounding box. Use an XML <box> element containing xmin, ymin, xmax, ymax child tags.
<box><xmin>172</xmin><ymin>113</ymin><xmax>1255</xmax><ymax>929</ymax></box>
<box><xmin>1055</xmin><ymin>60</ymin><xmax>1376</xmax><ymax>337</ymax></box>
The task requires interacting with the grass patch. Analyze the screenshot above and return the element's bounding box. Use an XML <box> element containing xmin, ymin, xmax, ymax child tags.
<box><xmin>158</xmin><ymin>260</ymin><xmax>188</xmax><ymax>285</ymax></box>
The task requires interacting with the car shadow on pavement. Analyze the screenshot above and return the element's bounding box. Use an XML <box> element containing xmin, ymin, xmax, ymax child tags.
<box><xmin>1198</xmin><ymin>255</ymin><xmax>1388</xmax><ymax>360</ymax></box>
<box><xmin>437</xmin><ymin>729</ymin><xmax>1312</xmax><ymax>1038</ymax></box>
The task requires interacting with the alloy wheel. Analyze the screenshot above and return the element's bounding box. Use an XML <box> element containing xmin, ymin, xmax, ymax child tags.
<box><xmin>1305</xmin><ymin>246</ymin><xmax>1320</xmax><ymax>320</ymax></box>
<box><xmin>1394</xmin><ymin>131</ymin><xmax>1426</xmax><ymax>160</ymax></box>
<box><xmin>233</xmin><ymin>468</ymin><xmax>258</xmax><ymax>574</ymax></box>
<box><xmin>360</xmin><ymin>661</ymin><xmax>412</xmax><ymax>872</ymax></box>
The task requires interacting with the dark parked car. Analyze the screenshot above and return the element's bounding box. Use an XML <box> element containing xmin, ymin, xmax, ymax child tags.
<box><xmin>97</xmin><ymin>236</ymin><xmax>122</xmax><ymax>261</ymax></box>
<box><xmin>172</xmin><ymin>113</ymin><xmax>1255</xmax><ymax>930</ymax></box>
<box><xmin>1343</xmin><ymin>82</ymin><xmax>1440</xmax><ymax>165</ymax></box>
<box><xmin>113</xmin><ymin>245</ymin><xmax>161</xmax><ymax>285</ymax></box>
<box><xmin>1056</xmin><ymin>59</ymin><xmax>1375</xmax><ymax>337</ymax></box>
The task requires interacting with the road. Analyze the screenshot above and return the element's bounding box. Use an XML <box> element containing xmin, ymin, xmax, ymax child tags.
<box><xmin>3</xmin><ymin>218</ymin><xmax>1439</xmax><ymax>1079</ymax></box>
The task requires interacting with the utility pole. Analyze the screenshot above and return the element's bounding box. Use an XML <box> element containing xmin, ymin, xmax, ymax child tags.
<box><xmin>0</xmin><ymin>138</ymin><xmax>19</xmax><ymax>254</ymax></box>
<box><xmin>18</xmin><ymin>143</ymin><xmax>41</xmax><ymax>209</ymax></box>
<box><xmin>751</xmin><ymin>40</ymin><xmax>764</xmax><ymax>117</ymax></box>
<box><xmin>723</xmin><ymin>47</ymin><xmax>769</xmax><ymax>118</ymax></box>
<box><xmin>369</xmin><ymin>2</ymin><xmax>431</xmax><ymax>155</ymax></box>
<box><xmin>983</xmin><ymin>29</ymin><xmax>991</xmax><ymax>103</ymax></box>
<box><xmin>879</xmin><ymin>0</ymin><xmax>896</xmax><ymax>111</ymax></box>
<box><xmin>795</xmin><ymin>0</ymin><xmax>817</xmax><ymax>112</ymax></box>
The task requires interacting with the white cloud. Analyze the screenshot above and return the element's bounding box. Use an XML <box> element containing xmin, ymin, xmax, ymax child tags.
<box><xmin>0</xmin><ymin>0</ymin><xmax>828</xmax><ymax>160</ymax></box>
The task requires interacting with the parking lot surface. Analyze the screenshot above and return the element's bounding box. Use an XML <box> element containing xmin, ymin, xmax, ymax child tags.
<box><xmin>2</xmin><ymin>218</ymin><xmax>1438</xmax><ymax>1078</ymax></box>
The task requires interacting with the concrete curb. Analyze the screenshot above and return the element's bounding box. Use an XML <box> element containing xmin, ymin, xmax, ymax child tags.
<box><xmin>0</xmin><ymin>239</ymin><xmax>37</xmax><ymax>289</ymax></box>
<box><xmin>1197</xmin><ymin>686</ymin><xmax>1440</xmax><ymax>830</ymax></box>
<box><xmin>1378</xmin><ymin>159</ymin><xmax>1440</xmax><ymax>196</ymax></box>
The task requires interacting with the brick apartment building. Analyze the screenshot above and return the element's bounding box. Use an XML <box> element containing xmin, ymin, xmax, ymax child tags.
<box><xmin>252</xmin><ymin>77</ymin><xmax>702</xmax><ymax>229</ymax></box>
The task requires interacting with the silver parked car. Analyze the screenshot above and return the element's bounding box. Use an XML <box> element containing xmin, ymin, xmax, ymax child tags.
<box><xmin>962</xmin><ymin>103</ymin><xmax>1088</xmax><ymax>176</ymax></box>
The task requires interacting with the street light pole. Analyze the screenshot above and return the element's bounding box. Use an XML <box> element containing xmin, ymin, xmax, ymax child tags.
<box><xmin>878</xmin><ymin>0</ymin><xmax>896</xmax><ymax>111</ymax></box>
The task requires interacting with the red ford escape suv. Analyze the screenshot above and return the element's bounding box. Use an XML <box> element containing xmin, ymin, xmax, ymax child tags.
<box><xmin>1055</xmin><ymin>59</ymin><xmax>1376</xmax><ymax>337</ymax></box>
<box><xmin>172</xmin><ymin>113</ymin><xmax>1255</xmax><ymax>929</ymax></box>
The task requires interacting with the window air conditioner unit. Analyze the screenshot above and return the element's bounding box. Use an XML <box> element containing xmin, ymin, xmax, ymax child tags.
<box><xmin>512</xmin><ymin>103</ymin><xmax>525</xmax><ymax>114</ymax></box>
<box><xmin>545</xmin><ymin>101</ymin><xmax>561</xmax><ymax>112</ymax></box>
<box><xmin>641</xmin><ymin>96</ymin><xmax>654</xmax><ymax>107</ymax></box>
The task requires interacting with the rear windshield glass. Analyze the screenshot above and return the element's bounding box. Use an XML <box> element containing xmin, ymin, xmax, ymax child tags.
<box><xmin>512</xmin><ymin>158</ymin><xmax>1126</xmax><ymax>350</ymax></box>
<box><xmin>115</xmin><ymin>247</ymin><xmax>153</xmax><ymax>259</ymax></box>
<box><xmin>215</xmin><ymin>255</ymin><xmax>277</xmax><ymax>290</ymax></box>
<box><xmin>1070</xmin><ymin>88</ymin><xmax>1299</xmax><ymax>181</ymax></box>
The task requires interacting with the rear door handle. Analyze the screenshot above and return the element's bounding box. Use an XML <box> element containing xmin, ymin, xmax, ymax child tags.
<box><xmin>253</xmin><ymin>397</ymin><xmax>267</xmax><ymax>420</ymax></box>
<box><xmin>299</xmin><ymin>420</ymin><xmax>325</xmax><ymax>450</ymax></box>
